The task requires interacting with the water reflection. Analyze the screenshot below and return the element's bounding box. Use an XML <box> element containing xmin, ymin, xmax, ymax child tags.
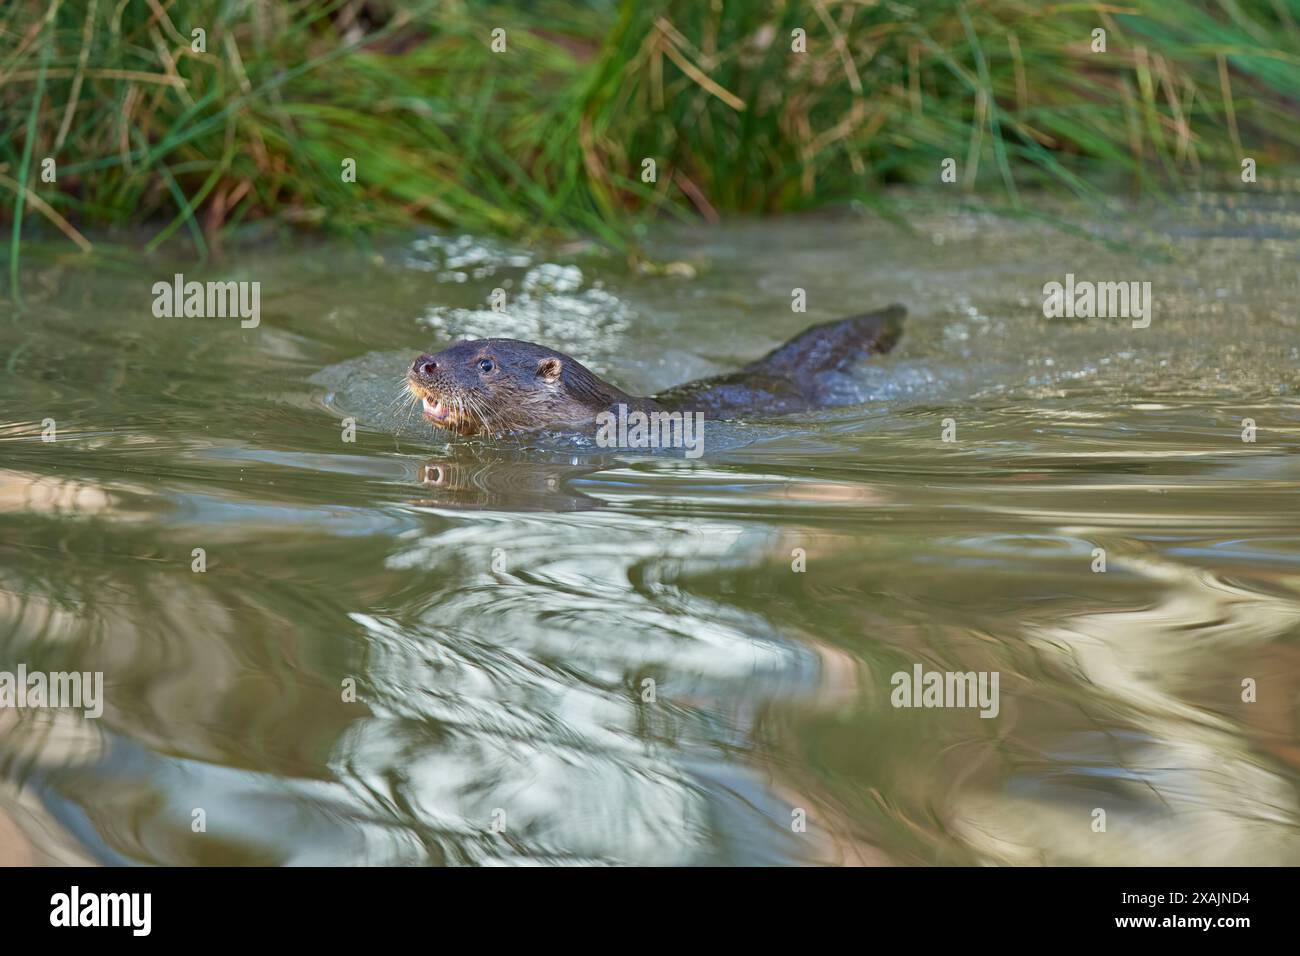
<box><xmin>412</xmin><ymin>450</ymin><xmax>606</xmax><ymax>512</ymax></box>
<box><xmin>1</xmin><ymin>196</ymin><xmax>1299</xmax><ymax>865</ymax></box>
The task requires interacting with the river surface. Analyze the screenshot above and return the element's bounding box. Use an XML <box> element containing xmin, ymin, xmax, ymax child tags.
<box><xmin>1</xmin><ymin>193</ymin><xmax>1299</xmax><ymax>865</ymax></box>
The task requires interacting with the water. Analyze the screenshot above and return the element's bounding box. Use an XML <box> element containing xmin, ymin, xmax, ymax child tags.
<box><xmin>2</xmin><ymin>193</ymin><xmax>1299</xmax><ymax>865</ymax></box>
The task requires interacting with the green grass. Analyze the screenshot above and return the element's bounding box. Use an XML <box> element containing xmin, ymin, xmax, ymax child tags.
<box><xmin>1</xmin><ymin>0</ymin><xmax>1297</xmax><ymax>269</ymax></box>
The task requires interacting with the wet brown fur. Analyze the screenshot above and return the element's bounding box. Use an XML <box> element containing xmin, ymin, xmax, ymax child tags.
<box><xmin>406</xmin><ymin>306</ymin><xmax>905</xmax><ymax>437</ymax></box>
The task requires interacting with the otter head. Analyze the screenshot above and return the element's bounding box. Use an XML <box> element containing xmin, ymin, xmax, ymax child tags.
<box><xmin>406</xmin><ymin>338</ymin><xmax>596</xmax><ymax>437</ymax></box>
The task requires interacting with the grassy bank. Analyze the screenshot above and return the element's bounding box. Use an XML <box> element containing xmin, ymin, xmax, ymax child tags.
<box><xmin>1</xmin><ymin>0</ymin><xmax>1297</xmax><ymax>261</ymax></box>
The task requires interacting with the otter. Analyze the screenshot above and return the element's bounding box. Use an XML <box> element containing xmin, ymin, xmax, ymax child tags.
<box><xmin>405</xmin><ymin>305</ymin><xmax>905</xmax><ymax>437</ymax></box>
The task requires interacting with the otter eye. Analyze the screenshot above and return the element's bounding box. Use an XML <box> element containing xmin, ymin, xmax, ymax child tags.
<box><xmin>477</xmin><ymin>358</ymin><xmax>495</xmax><ymax>374</ymax></box>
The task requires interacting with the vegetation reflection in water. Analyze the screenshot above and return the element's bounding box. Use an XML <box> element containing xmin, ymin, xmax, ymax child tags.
<box><xmin>1</xmin><ymin>195</ymin><xmax>1299</xmax><ymax>864</ymax></box>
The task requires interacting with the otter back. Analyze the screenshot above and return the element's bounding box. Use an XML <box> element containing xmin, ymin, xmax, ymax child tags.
<box><xmin>654</xmin><ymin>305</ymin><xmax>906</xmax><ymax>419</ymax></box>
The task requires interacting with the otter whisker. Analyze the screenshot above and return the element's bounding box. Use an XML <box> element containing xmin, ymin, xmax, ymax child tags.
<box><xmin>392</xmin><ymin>381</ymin><xmax>422</xmax><ymax>425</ymax></box>
<box><xmin>462</xmin><ymin>395</ymin><xmax>487</xmax><ymax>436</ymax></box>
<box><xmin>463</xmin><ymin>391</ymin><xmax>496</xmax><ymax>436</ymax></box>
<box><xmin>388</xmin><ymin>388</ymin><xmax>413</xmax><ymax>419</ymax></box>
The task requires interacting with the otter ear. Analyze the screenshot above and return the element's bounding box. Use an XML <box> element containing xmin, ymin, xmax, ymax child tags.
<box><xmin>537</xmin><ymin>356</ymin><xmax>563</xmax><ymax>383</ymax></box>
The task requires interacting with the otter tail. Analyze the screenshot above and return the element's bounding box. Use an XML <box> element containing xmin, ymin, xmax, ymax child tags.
<box><xmin>654</xmin><ymin>305</ymin><xmax>906</xmax><ymax>419</ymax></box>
<box><xmin>740</xmin><ymin>304</ymin><xmax>906</xmax><ymax>378</ymax></box>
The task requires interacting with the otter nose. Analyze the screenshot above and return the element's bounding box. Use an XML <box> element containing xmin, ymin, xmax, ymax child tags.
<box><xmin>412</xmin><ymin>354</ymin><xmax>438</xmax><ymax>377</ymax></box>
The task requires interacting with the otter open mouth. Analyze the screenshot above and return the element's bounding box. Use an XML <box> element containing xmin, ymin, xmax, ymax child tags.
<box><xmin>406</xmin><ymin>375</ymin><xmax>474</xmax><ymax>434</ymax></box>
<box><xmin>421</xmin><ymin>396</ymin><xmax>451</xmax><ymax>424</ymax></box>
<box><xmin>410</xmin><ymin>386</ymin><xmax>456</xmax><ymax>427</ymax></box>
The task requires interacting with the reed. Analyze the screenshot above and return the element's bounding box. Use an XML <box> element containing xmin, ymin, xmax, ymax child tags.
<box><xmin>1</xmin><ymin>0</ymin><xmax>1296</xmax><ymax>263</ymax></box>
